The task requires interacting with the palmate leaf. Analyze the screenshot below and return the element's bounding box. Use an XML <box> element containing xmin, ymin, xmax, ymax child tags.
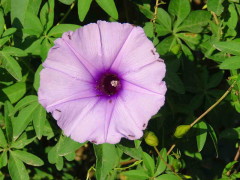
<box><xmin>8</xmin><ymin>152</ymin><xmax>29</xmax><ymax>180</ymax></box>
<box><xmin>168</xmin><ymin>0</ymin><xmax>191</xmax><ymax>28</ymax></box>
<box><xmin>176</xmin><ymin>10</ymin><xmax>211</xmax><ymax>33</ymax></box>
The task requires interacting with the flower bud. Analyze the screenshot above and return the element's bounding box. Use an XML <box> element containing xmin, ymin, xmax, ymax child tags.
<box><xmin>174</xmin><ymin>125</ymin><xmax>191</xmax><ymax>138</ymax></box>
<box><xmin>144</xmin><ymin>131</ymin><xmax>159</xmax><ymax>147</ymax></box>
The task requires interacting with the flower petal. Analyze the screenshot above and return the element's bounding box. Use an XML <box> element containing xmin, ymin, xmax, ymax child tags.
<box><xmin>38</xmin><ymin>68</ymin><xmax>96</xmax><ymax>111</ymax></box>
<box><xmin>110</xmin><ymin>26</ymin><xmax>161</xmax><ymax>74</ymax></box>
<box><xmin>96</xmin><ymin>21</ymin><xmax>134</xmax><ymax>69</ymax></box>
<box><xmin>122</xmin><ymin>61</ymin><xmax>166</xmax><ymax>93</ymax></box>
<box><xmin>118</xmin><ymin>80</ymin><xmax>166</xmax><ymax>129</ymax></box>
<box><xmin>60</xmin><ymin>23</ymin><xmax>103</xmax><ymax>75</ymax></box>
<box><xmin>43</xmin><ymin>38</ymin><xmax>94</xmax><ymax>81</ymax></box>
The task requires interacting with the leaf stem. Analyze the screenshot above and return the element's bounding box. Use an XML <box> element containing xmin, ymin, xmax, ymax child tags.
<box><xmin>57</xmin><ymin>1</ymin><xmax>76</xmax><ymax>25</ymax></box>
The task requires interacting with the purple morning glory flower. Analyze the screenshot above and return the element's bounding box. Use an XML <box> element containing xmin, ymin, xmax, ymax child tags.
<box><xmin>38</xmin><ymin>21</ymin><xmax>167</xmax><ymax>144</ymax></box>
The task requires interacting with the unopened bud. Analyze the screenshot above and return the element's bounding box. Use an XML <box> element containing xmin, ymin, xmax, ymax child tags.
<box><xmin>174</xmin><ymin>125</ymin><xmax>191</xmax><ymax>138</ymax></box>
<box><xmin>144</xmin><ymin>131</ymin><xmax>159</xmax><ymax>147</ymax></box>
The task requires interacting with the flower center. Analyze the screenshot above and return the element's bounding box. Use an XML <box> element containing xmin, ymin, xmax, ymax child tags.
<box><xmin>97</xmin><ymin>73</ymin><xmax>121</xmax><ymax>96</ymax></box>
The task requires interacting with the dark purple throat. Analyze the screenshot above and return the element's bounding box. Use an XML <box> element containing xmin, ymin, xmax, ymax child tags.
<box><xmin>96</xmin><ymin>73</ymin><xmax>122</xmax><ymax>96</ymax></box>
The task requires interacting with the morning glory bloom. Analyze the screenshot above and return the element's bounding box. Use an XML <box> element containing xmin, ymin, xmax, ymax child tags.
<box><xmin>38</xmin><ymin>21</ymin><xmax>167</xmax><ymax>144</ymax></box>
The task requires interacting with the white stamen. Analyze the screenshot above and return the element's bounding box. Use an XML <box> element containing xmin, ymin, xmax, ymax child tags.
<box><xmin>111</xmin><ymin>80</ymin><xmax>118</xmax><ymax>87</ymax></box>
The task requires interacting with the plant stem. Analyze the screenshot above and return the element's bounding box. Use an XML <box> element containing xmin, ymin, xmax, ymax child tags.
<box><xmin>190</xmin><ymin>81</ymin><xmax>237</xmax><ymax>127</ymax></box>
<box><xmin>167</xmin><ymin>81</ymin><xmax>237</xmax><ymax>155</ymax></box>
<box><xmin>226</xmin><ymin>144</ymin><xmax>240</xmax><ymax>176</ymax></box>
<box><xmin>154</xmin><ymin>146</ymin><xmax>182</xmax><ymax>179</ymax></box>
<box><xmin>57</xmin><ymin>1</ymin><xmax>76</xmax><ymax>25</ymax></box>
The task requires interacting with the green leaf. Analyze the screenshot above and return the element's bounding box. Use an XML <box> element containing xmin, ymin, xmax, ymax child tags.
<box><xmin>177</xmin><ymin>33</ymin><xmax>201</xmax><ymax>50</ymax></box>
<box><xmin>220</xmin><ymin>127</ymin><xmax>240</xmax><ymax>140</ymax></box>
<box><xmin>2</xmin><ymin>82</ymin><xmax>27</xmax><ymax>104</ymax></box>
<box><xmin>78</xmin><ymin>0</ymin><xmax>93</xmax><ymax>22</ymax></box>
<box><xmin>96</xmin><ymin>0</ymin><xmax>118</xmax><ymax>19</ymax></box>
<box><xmin>156</xmin><ymin>174</ymin><xmax>180</xmax><ymax>180</ymax></box>
<box><xmin>10</xmin><ymin>95</ymin><xmax>38</xmax><ymax>116</ymax></box>
<box><xmin>195</xmin><ymin>121</ymin><xmax>208</xmax><ymax>152</ymax></box>
<box><xmin>117</xmin><ymin>144</ymin><xmax>143</xmax><ymax>160</ymax></box>
<box><xmin>0</xmin><ymin>52</ymin><xmax>22</xmax><ymax>81</ymax></box>
<box><xmin>0</xmin><ymin>9</ymin><xmax>4</xmax><ymax>37</ymax></box>
<box><xmin>143</xmin><ymin>152</ymin><xmax>155</xmax><ymax>176</ymax></box>
<box><xmin>2</xmin><ymin>47</ymin><xmax>27</xmax><ymax>57</ymax></box>
<box><xmin>138</xmin><ymin>4</ymin><xmax>153</xmax><ymax>20</ymax></box>
<box><xmin>219</xmin><ymin>56</ymin><xmax>240</xmax><ymax>70</ymax></box>
<box><xmin>0</xmin><ymin>28</ymin><xmax>17</xmax><ymax>47</ymax></box>
<box><xmin>11</xmin><ymin>150</ymin><xmax>44</xmax><ymax>166</ymax></box>
<box><xmin>0</xmin><ymin>151</ymin><xmax>8</xmax><ymax>168</ymax></box>
<box><xmin>25</xmin><ymin>37</ymin><xmax>43</xmax><ymax>56</ymax></box>
<box><xmin>213</xmin><ymin>41</ymin><xmax>240</xmax><ymax>56</ymax></box>
<box><xmin>57</xmin><ymin>136</ymin><xmax>84</xmax><ymax>156</ymax></box>
<box><xmin>144</xmin><ymin>22</ymin><xmax>154</xmax><ymax>38</ymax></box>
<box><xmin>4</xmin><ymin>101</ymin><xmax>14</xmax><ymax>143</ymax></box>
<box><xmin>27</xmin><ymin>0</ymin><xmax>42</xmax><ymax>15</ymax></box>
<box><xmin>122</xmin><ymin>170</ymin><xmax>149</xmax><ymax>180</ymax></box>
<box><xmin>23</xmin><ymin>10</ymin><xmax>43</xmax><ymax>36</ymax></box>
<box><xmin>13</xmin><ymin>102</ymin><xmax>39</xmax><ymax>140</ymax></box>
<box><xmin>165</xmin><ymin>71</ymin><xmax>185</xmax><ymax>94</ymax></box>
<box><xmin>207</xmin><ymin>0</ymin><xmax>224</xmax><ymax>16</ymax></box>
<box><xmin>11</xmin><ymin>0</ymin><xmax>30</xmax><ymax>27</ymax></box>
<box><xmin>155</xmin><ymin>24</ymin><xmax>172</xmax><ymax>37</ymax></box>
<box><xmin>40</xmin><ymin>38</ymin><xmax>53</xmax><ymax>59</ymax></box>
<box><xmin>156</xmin><ymin>35</ymin><xmax>177</xmax><ymax>55</ymax></box>
<box><xmin>32</xmin><ymin>105</ymin><xmax>46</xmax><ymax>139</ymax></box>
<box><xmin>33</xmin><ymin>65</ymin><xmax>43</xmax><ymax>91</ymax></box>
<box><xmin>154</xmin><ymin>148</ymin><xmax>167</xmax><ymax>176</ymax></box>
<box><xmin>11</xmin><ymin>132</ymin><xmax>36</xmax><ymax>149</ymax></box>
<box><xmin>8</xmin><ymin>153</ymin><xmax>29</xmax><ymax>180</ymax></box>
<box><xmin>58</xmin><ymin>0</ymin><xmax>74</xmax><ymax>5</ymax></box>
<box><xmin>156</xmin><ymin>8</ymin><xmax>172</xmax><ymax>32</ymax></box>
<box><xmin>0</xmin><ymin>128</ymin><xmax>7</xmax><ymax>148</ymax></box>
<box><xmin>40</xmin><ymin>0</ymin><xmax>55</xmax><ymax>32</ymax></box>
<box><xmin>1</xmin><ymin>0</ymin><xmax>11</xmax><ymax>15</ymax></box>
<box><xmin>207</xmin><ymin>71</ymin><xmax>223</xmax><ymax>89</ymax></box>
<box><xmin>48</xmin><ymin>24</ymin><xmax>80</xmax><ymax>37</ymax></box>
<box><xmin>207</xmin><ymin>123</ymin><xmax>218</xmax><ymax>157</ymax></box>
<box><xmin>94</xmin><ymin>143</ymin><xmax>119</xmax><ymax>180</ymax></box>
<box><xmin>176</xmin><ymin>10</ymin><xmax>211</xmax><ymax>33</ymax></box>
<box><xmin>168</xmin><ymin>0</ymin><xmax>191</xmax><ymax>28</ymax></box>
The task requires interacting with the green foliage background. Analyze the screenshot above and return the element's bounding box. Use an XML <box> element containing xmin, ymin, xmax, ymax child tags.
<box><xmin>0</xmin><ymin>0</ymin><xmax>240</xmax><ymax>179</ymax></box>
